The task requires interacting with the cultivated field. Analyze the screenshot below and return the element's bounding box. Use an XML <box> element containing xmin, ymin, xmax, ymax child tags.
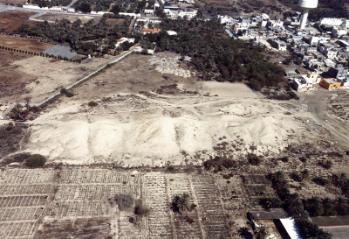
<box><xmin>0</xmin><ymin>35</ymin><xmax>52</xmax><ymax>52</ymax></box>
<box><xmin>0</xmin><ymin>48</ymin><xmax>349</xmax><ymax>239</ymax></box>
<box><xmin>0</xmin><ymin>168</ymin><xmax>234</xmax><ymax>239</ymax></box>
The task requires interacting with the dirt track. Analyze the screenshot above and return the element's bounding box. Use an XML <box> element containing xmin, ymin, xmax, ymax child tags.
<box><xmin>300</xmin><ymin>89</ymin><xmax>349</xmax><ymax>151</ymax></box>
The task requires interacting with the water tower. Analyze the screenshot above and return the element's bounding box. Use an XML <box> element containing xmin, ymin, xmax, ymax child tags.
<box><xmin>299</xmin><ymin>0</ymin><xmax>318</xmax><ymax>29</ymax></box>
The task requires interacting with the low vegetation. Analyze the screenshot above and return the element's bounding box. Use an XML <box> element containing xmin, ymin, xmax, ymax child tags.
<box><xmin>171</xmin><ymin>193</ymin><xmax>196</xmax><ymax>214</ymax></box>
<box><xmin>129</xmin><ymin>199</ymin><xmax>150</xmax><ymax>224</ymax></box>
<box><xmin>19</xmin><ymin>17</ymin><xmax>129</xmax><ymax>55</ymax></box>
<box><xmin>32</xmin><ymin>0</ymin><xmax>71</xmax><ymax>8</ymax></box>
<box><xmin>303</xmin><ymin>197</ymin><xmax>349</xmax><ymax>217</ymax></box>
<box><xmin>74</xmin><ymin>0</ymin><xmax>112</xmax><ymax>12</ymax></box>
<box><xmin>112</xmin><ymin>194</ymin><xmax>134</xmax><ymax>211</ymax></box>
<box><xmin>2</xmin><ymin>153</ymin><xmax>47</xmax><ymax>168</ymax></box>
<box><xmin>268</xmin><ymin>172</ymin><xmax>331</xmax><ymax>239</ymax></box>
<box><xmin>203</xmin><ymin>156</ymin><xmax>236</xmax><ymax>172</ymax></box>
<box><xmin>0</xmin><ymin>123</ymin><xmax>27</xmax><ymax>158</ymax></box>
<box><xmin>7</xmin><ymin>103</ymin><xmax>39</xmax><ymax>121</ymax></box>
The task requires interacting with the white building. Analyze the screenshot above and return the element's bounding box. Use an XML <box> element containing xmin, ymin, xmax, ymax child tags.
<box><xmin>320</xmin><ymin>18</ymin><xmax>345</xmax><ymax>27</ymax></box>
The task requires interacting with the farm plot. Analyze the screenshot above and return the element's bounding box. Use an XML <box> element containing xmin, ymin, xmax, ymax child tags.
<box><xmin>0</xmin><ymin>169</ymin><xmax>55</xmax><ymax>239</ymax></box>
<box><xmin>0</xmin><ymin>35</ymin><xmax>53</xmax><ymax>52</ymax></box>
<box><xmin>0</xmin><ymin>168</ymin><xmax>234</xmax><ymax>238</ymax></box>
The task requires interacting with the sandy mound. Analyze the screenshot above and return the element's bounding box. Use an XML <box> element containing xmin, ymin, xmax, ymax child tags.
<box><xmin>23</xmin><ymin>94</ymin><xmax>300</xmax><ymax>166</ymax></box>
<box><xmin>26</xmin><ymin>116</ymin><xmax>213</xmax><ymax>165</ymax></box>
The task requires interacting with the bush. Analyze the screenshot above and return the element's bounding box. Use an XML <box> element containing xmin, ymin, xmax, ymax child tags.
<box><xmin>290</xmin><ymin>172</ymin><xmax>303</xmax><ymax>182</ymax></box>
<box><xmin>247</xmin><ymin>154</ymin><xmax>261</xmax><ymax>165</ymax></box>
<box><xmin>296</xmin><ymin>219</ymin><xmax>331</xmax><ymax>239</ymax></box>
<box><xmin>6</xmin><ymin>153</ymin><xmax>47</xmax><ymax>168</ymax></box>
<box><xmin>259</xmin><ymin>197</ymin><xmax>282</xmax><ymax>209</ymax></box>
<box><xmin>238</xmin><ymin>227</ymin><xmax>253</xmax><ymax>239</ymax></box>
<box><xmin>312</xmin><ymin>177</ymin><xmax>328</xmax><ymax>186</ymax></box>
<box><xmin>76</xmin><ymin>2</ymin><xmax>91</xmax><ymax>13</ymax></box>
<box><xmin>60</xmin><ymin>88</ymin><xmax>74</xmax><ymax>97</ymax></box>
<box><xmin>88</xmin><ymin>101</ymin><xmax>98</xmax><ymax>107</ymax></box>
<box><xmin>171</xmin><ymin>193</ymin><xmax>196</xmax><ymax>214</ymax></box>
<box><xmin>113</xmin><ymin>194</ymin><xmax>134</xmax><ymax>211</ymax></box>
<box><xmin>319</xmin><ymin>160</ymin><xmax>333</xmax><ymax>169</ymax></box>
<box><xmin>134</xmin><ymin>200</ymin><xmax>149</xmax><ymax>217</ymax></box>
<box><xmin>23</xmin><ymin>154</ymin><xmax>47</xmax><ymax>168</ymax></box>
<box><xmin>203</xmin><ymin>156</ymin><xmax>235</xmax><ymax>171</ymax></box>
<box><xmin>303</xmin><ymin>197</ymin><xmax>324</xmax><ymax>216</ymax></box>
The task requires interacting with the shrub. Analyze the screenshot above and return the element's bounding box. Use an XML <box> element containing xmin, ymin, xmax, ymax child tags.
<box><xmin>88</xmin><ymin>101</ymin><xmax>98</xmax><ymax>107</ymax></box>
<box><xmin>290</xmin><ymin>172</ymin><xmax>303</xmax><ymax>182</ymax></box>
<box><xmin>24</xmin><ymin>154</ymin><xmax>47</xmax><ymax>168</ymax></box>
<box><xmin>203</xmin><ymin>156</ymin><xmax>235</xmax><ymax>171</ymax></box>
<box><xmin>60</xmin><ymin>88</ymin><xmax>74</xmax><ymax>97</ymax></box>
<box><xmin>238</xmin><ymin>227</ymin><xmax>253</xmax><ymax>239</ymax></box>
<box><xmin>319</xmin><ymin>160</ymin><xmax>333</xmax><ymax>169</ymax></box>
<box><xmin>312</xmin><ymin>177</ymin><xmax>328</xmax><ymax>186</ymax></box>
<box><xmin>303</xmin><ymin>197</ymin><xmax>324</xmax><ymax>216</ymax></box>
<box><xmin>296</xmin><ymin>219</ymin><xmax>331</xmax><ymax>239</ymax></box>
<box><xmin>247</xmin><ymin>154</ymin><xmax>261</xmax><ymax>165</ymax></box>
<box><xmin>259</xmin><ymin>197</ymin><xmax>282</xmax><ymax>209</ymax></box>
<box><xmin>6</xmin><ymin>153</ymin><xmax>47</xmax><ymax>168</ymax></box>
<box><xmin>171</xmin><ymin>193</ymin><xmax>196</xmax><ymax>214</ymax></box>
<box><xmin>7</xmin><ymin>104</ymin><xmax>29</xmax><ymax>121</ymax></box>
<box><xmin>113</xmin><ymin>194</ymin><xmax>134</xmax><ymax>211</ymax></box>
<box><xmin>134</xmin><ymin>200</ymin><xmax>149</xmax><ymax>217</ymax></box>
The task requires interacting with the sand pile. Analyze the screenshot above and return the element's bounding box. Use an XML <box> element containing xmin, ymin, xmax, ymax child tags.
<box><xmin>23</xmin><ymin>95</ymin><xmax>300</xmax><ymax>166</ymax></box>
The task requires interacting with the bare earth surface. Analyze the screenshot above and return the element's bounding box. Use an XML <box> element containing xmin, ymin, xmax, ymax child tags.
<box><xmin>19</xmin><ymin>53</ymin><xmax>311</xmax><ymax>167</ymax></box>
<box><xmin>0</xmin><ymin>168</ymin><xmax>232</xmax><ymax>239</ymax></box>
<box><xmin>0</xmin><ymin>51</ymin><xmax>349</xmax><ymax>239</ymax></box>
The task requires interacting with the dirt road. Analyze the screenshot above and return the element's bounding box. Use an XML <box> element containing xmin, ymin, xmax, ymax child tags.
<box><xmin>301</xmin><ymin>89</ymin><xmax>349</xmax><ymax>150</ymax></box>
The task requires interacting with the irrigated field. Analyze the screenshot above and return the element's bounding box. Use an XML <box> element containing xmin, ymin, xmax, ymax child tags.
<box><xmin>0</xmin><ymin>168</ymin><xmax>235</xmax><ymax>239</ymax></box>
<box><xmin>0</xmin><ymin>35</ymin><xmax>52</xmax><ymax>52</ymax></box>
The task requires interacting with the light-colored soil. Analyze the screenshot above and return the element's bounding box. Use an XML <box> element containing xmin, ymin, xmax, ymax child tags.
<box><xmin>20</xmin><ymin>53</ymin><xmax>309</xmax><ymax>167</ymax></box>
<box><xmin>11</xmin><ymin>55</ymin><xmax>111</xmax><ymax>104</ymax></box>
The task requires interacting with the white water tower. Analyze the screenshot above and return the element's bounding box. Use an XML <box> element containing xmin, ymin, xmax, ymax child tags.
<box><xmin>299</xmin><ymin>0</ymin><xmax>318</xmax><ymax>29</ymax></box>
